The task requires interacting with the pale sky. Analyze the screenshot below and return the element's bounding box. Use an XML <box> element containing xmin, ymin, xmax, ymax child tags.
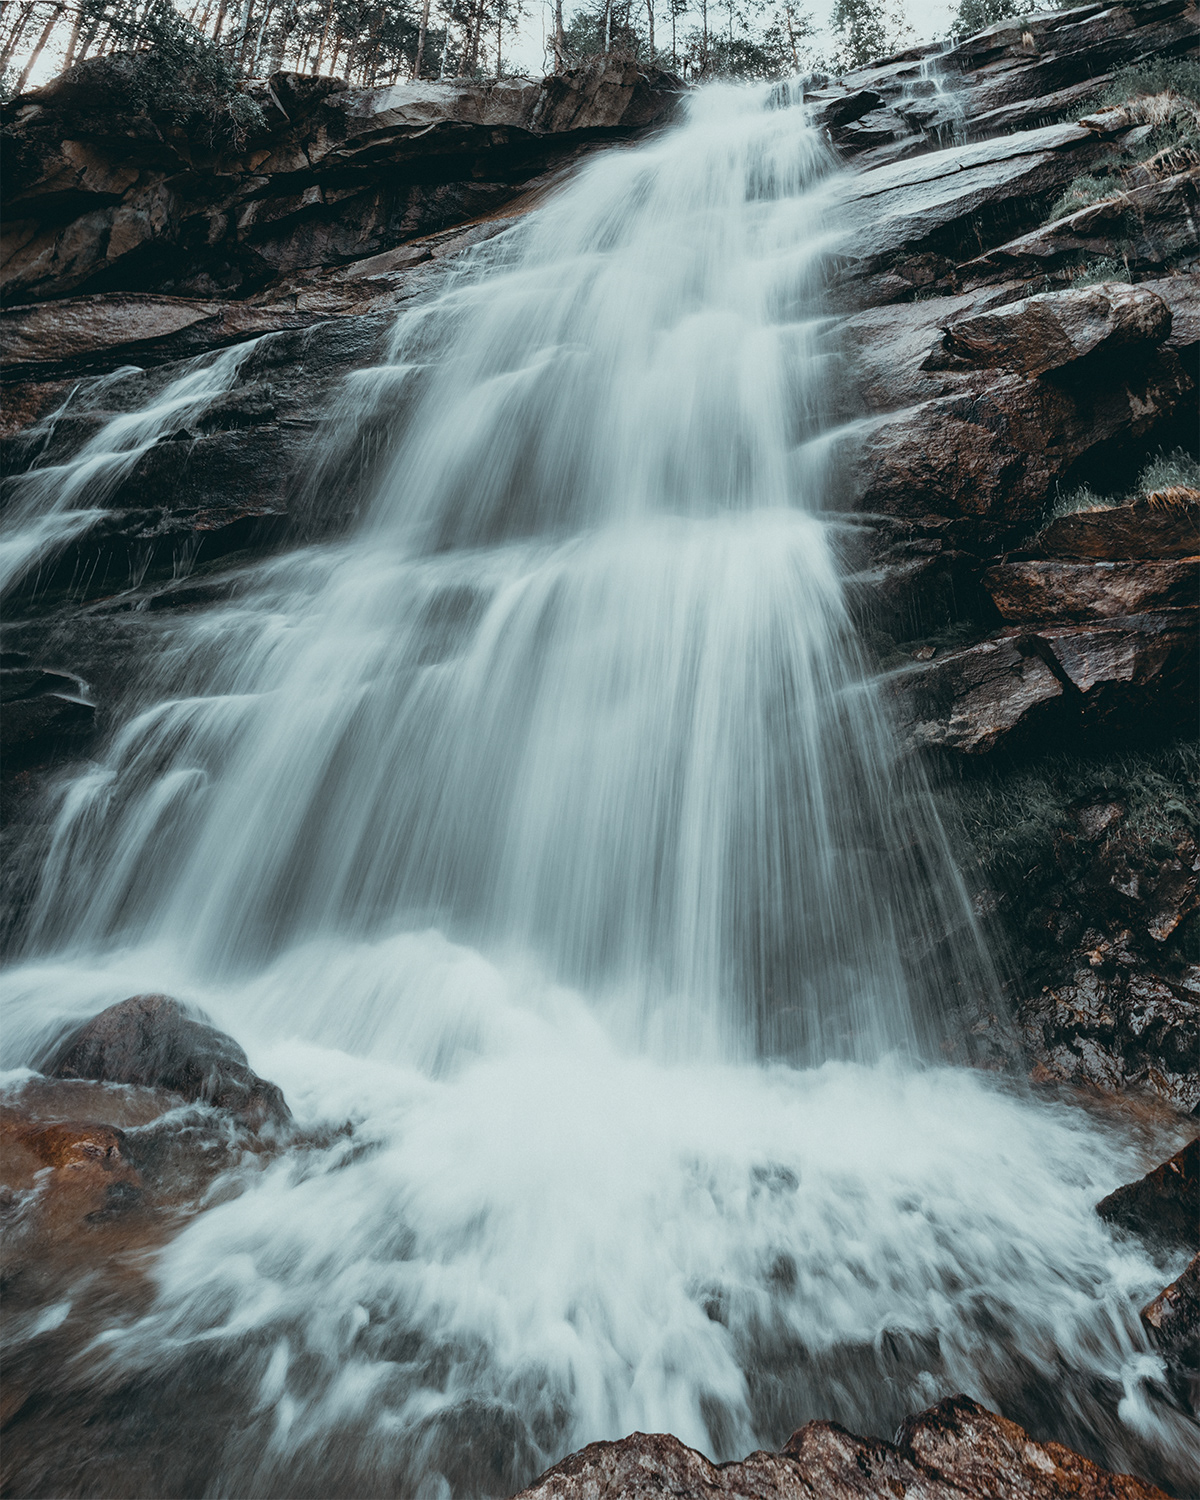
<box><xmin>509</xmin><ymin>0</ymin><xmax>960</xmax><ymax>74</ymax></box>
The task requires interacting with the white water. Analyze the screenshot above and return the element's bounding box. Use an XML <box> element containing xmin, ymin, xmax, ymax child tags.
<box><xmin>3</xmin><ymin>83</ymin><xmax>1197</xmax><ymax>1497</ymax></box>
<box><xmin>0</xmin><ymin>341</ymin><xmax>260</xmax><ymax>597</ymax></box>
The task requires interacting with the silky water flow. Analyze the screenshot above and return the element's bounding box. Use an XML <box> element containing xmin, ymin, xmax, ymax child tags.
<box><xmin>2</xmin><ymin>83</ymin><xmax>1197</xmax><ymax>1498</ymax></box>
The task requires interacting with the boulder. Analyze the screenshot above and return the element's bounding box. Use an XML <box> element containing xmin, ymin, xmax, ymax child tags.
<box><xmin>899</xmin><ymin>635</ymin><xmax>1065</xmax><ymax>755</ymax></box>
<box><xmin>514</xmin><ymin>1395</ymin><xmax>1168</xmax><ymax>1499</ymax></box>
<box><xmin>924</xmin><ymin>284</ymin><xmax>1172</xmax><ymax>378</ymax></box>
<box><xmin>894</xmin><ymin>612</ymin><xmax>1197</xmax><ymax>755</ymax></box>
<box><xmin>1140</xmin><ymin>1253</ymin><xmax>1199</xmax><ymax>1391</ymax></box>
<box><xmin>1097</xmin><ymin>1138</ymin><xmax>1199</xmax><ymax>1251</ymax></box>
<box><xmin>852</xmin><ymin>349</ymin><xmax>1193</xmax><ymax>535</ymax></box>
<box><xmin>42</xmin><ymin>993</ymin><xmax>290</xmax><ymax>1129</ymax></box>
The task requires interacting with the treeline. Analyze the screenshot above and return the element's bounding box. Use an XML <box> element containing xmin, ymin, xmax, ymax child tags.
<box><xmin>0</xmin><ymin>0</ymin><xmax>1091</xmax><ymax>103</ymax></box>
<box><xmin>0</xmin><ymin>0</ymin><xmax>909</xmax><ymax>97</ymax></box>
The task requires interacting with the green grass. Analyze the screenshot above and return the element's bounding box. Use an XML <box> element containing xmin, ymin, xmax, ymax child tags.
<box><xmin>1137</xmin><ymin>448</ymin><xmax>1200</xmax><ymax>494</ymax></box>
<box><xmin>950</xmin><ymin>740</ymin><xmax>1200</xmax><ymax>886</ymax></box>
<box><xmin>1041</xmin><ymin>59</ymin><xmax>1200</xmax><ymax>233</ymax></box>
<box><xmin>1046</xmin><ymin>175</ymin><xmax>1121</xmax><ymax>222</ymax></box>
<box><xmin>1042</xmin><ymin>449</ymin><xmax>1200</xmax><ymax>523</ymax></box>
<box><xmin>1095</xmin><ymin>58</ymin><xmax>1200</xmax><ymax>110</ymax></box>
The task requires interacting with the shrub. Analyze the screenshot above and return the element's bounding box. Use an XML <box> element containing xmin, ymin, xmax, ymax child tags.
<box><xmin>64</xmin><ymin>0</ymin><xmax>265</xmax><ymax>148</ymax></box>
<box><xmin>1045</xmin><ymin>174</ymin><xmax>1119</xmax><ymax>222</ymax></box>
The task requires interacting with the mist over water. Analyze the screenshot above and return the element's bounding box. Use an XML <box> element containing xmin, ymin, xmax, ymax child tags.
<box><xmin>2</xmin><ymin>83</ymin><xmax>1197</xmax><ymax>1496</ymax></box>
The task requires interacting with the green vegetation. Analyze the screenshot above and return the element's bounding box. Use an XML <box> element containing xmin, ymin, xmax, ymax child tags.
<box><xmin>1045</xmin><ymin>448</ymin><xmax>1200</xmax><ymax>520</ymax></box>
<box><xmin>1069</xmin><ymin>254</ymin><xmax>1132</xmax><ymax>285</ymax></box>
<box><xmin>1045</xmin><ymin>173</ymin><xmax>1121</xmax><ymax>222</ymax></box>
<box><xmin>1041</xmin><ymin>57</ymin><xmax>1200</xmax><ymax>237</ymax></box>
<box><xmin>950</xmin><ymin>739</ymin><xmax>1199</xmax><ymax>886</ymax></box>
<box><xmin>65</xmin><ymin>0</ymin><xmax>264</xmax><ymax>144</ymax></box>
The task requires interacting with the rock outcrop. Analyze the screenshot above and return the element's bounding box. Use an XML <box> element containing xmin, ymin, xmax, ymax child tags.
<box><xmin>514</xmin><ymin>1395</ymin><xmax>1168</xmax><ymax>1500</ymax></box>
<box><xmin>1</xmin><ymin>54</ymin><xmax>682</xmax><ymax>308</ymax></box>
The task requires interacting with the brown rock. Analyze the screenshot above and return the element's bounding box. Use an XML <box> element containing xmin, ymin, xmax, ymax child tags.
<box><xmin>853</xmin><ymin>352</ymin><xmax>1193</xmax><ymax>532</ymax></box>
<box><xmin>958</xmin><ymin>169</ymin><xmax>1200</xmax><ymax>284</ymax></box>
<box><xmin>925</xmin><ymin>284</ymin><xmax>1171</xmax><ymax>378</ymax></box>
<box><xmin>1140</xmin><ymin>1253</ymin><xmax>1199</xmax><ymax>1376</ymax></box>
<box><xmin>1035</xmin><ymin>614</ymin><xmax>1196</xmax><ymax>710</ymax></box>
<box><xmin>0</xmin><ymin>1106</ymin><xmax>144</xmax><ymax>1254</ymax></box>
<box><xmin>43</xmin><ymin>993</ymin><xmax>290</xmax><ymax>1130</ymax></box>
<box><xmin>1026</xmin><ymin>500</ymin><xmax>1200</xmax><ymax>561</ymax></box>
<box><xmin>983</xmin><ymin>558</ymin><xmax>1198</xmax><ymax>621</ymax></box>
<box><xmin>897</xmin><ymin>1395</ymin><xmax>1167</xmax><ymax>1500</ymax></box>
<box><xmin>899</xmin><ymin>635</ymin><xmax>1065</xmax><ymax>754</ymax></box>
<box><xmin>1097</xmin><ymin>1138</ymin><xmax>1199</xmax><ymax>1251</ymax></box>
<box><xmin>514</xmin><ymin>1396</ymin><xmax>1168</xmax><ymax>1500</ymax></box>
<box><xmin>1</xmin><ymin>56</ymin><xmax>681</xmax><ymax>307</ymax></box>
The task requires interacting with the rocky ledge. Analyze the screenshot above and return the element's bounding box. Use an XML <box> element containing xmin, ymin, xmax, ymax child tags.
<box><xmin>515</xmin><ymin>1395</ymin><xmax>1168</xmax><ymax>1500</ymax></box>
<box><xmin>1</xmin><ymin>54</ymin><xmax>683</xmax><ymax>309</ymax></box>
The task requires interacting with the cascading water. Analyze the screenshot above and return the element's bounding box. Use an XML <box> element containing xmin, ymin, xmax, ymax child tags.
<box><xmin>0</xmin><ymin>341</ymin><xmax>262</xmax><ymax>596</ymax></box>
<box><xmin>2</xmin><ymin>83</ymin><xmax>1196</xmax><ymax>1499</ymax></box>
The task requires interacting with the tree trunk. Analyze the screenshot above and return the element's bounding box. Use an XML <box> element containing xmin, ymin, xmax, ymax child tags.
<box><xmin>437</xmin><ymin>23</ymin><xmax>449</xmax><ymax>76</ymax></box>
<box><xmin>312</xmin><ymin>0</ymin><xmax>334</xmax><ymax>72</ymax></box>
<box><xmin>552</xmin><ymin>0</ymin><xmax>564</xmax><ymax>71</ymax></box>
<box><xmin>413</xmin><ymin>0</ymin><xmax>429</xmax><ymax>76</ymax></box>
<box><xmin>603</xmin><ymin>0</ymin><xmax>610</xmax><ymax>52</ymax></box>
<box><xmin>249</xmin><ymin>0</ymin><xmax>273</xmax><ymax>73</ymax></box>
<box><xmin>0</xmin><ymin>0</ymin><xmax>39</xmax><ymax>74</ymax></box>
<box><xmin>16</xmin><ymin>1</ymin><xmax>65</xmax><ymax>92</ymax></box>
<box><xmin>466</xmin><ymin>0</ymin><xmax>483</xmax><ymax>73</ymax></box>
<box><xmin>646</xmin><ymin>0</ymin><xmax>653</xmax><ymax>58</ymax></box>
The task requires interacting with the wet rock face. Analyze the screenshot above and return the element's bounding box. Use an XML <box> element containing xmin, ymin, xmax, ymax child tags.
<box><xmin>1140</xmin><ymin>1253</ymin><xmax>1199</xmax><ymax>1403</ymax></box>
<box><xmin>963</xmin><ymin>760</ymin><xmax>1200</xmax><ymax>1113</ymax></box>
<box><xmin>42</xmin><ymin>993</ymin><xmax>291</xmax><ymax>1129</ymax></box>
<box><xmin>926</xmin><ymin>284</ymin><xmax>1173</xmax><ymax>379</ymax></box>
<box><xmin>1097</xmin><ymin>1137</ymin><xmax>1199</xmax><ymax>1251</ymax></box>
<box><xmin>1</xmin><ymin>54</ymin><xmax>682</xmax><ymax>306</ymax></box>
<box><xmin>514</xmin><ymin>1395</ymin><xmax>1168</xmax><ymax>1499</ymax></box>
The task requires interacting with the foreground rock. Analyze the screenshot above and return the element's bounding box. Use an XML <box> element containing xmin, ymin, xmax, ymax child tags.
<box><xmin>42</xmin><ymin>992</ymin><xmax>291</xmax><ymax>1129</ymax></box>
<box><xmin>514</xmin><ymin>1395</ymin><xmax>1167</xmax><ymax>1500</ymax></box>
<box><xmin>0</xmin><ymin>995</ymin><xmax>305</xmax><ymax>1469</ymax></box>
<box><xmin>1097</xmin><ymin>1137</ymin><xmax>1199</xmax><ymax>1251</ymax></box>
<box><xmin>1140</xmin><ymin>1254</ymin><xmax>1199</xmax><ymax>1403</ymax></box>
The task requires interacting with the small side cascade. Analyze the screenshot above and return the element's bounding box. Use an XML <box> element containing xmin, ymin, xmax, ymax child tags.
<box><xmin>0</xmin><ymin>340</ymin><xmax>261</xmax><ymax>599</ymax></box>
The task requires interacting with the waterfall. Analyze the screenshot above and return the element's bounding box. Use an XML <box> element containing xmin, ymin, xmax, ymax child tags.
<box><xmin>2</xmin><ymin>82</ymin><xmax>1194</xmax><ymax>1499</ymax></box>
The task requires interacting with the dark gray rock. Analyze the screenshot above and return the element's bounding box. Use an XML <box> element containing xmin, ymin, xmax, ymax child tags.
<box><xmin>42</xmin><ymin>992</ymin><xmax>291</xmax><ymax>1130</ymax></box>
<box><xmin>1097</xmin><ymin>1138</ymin><xmax>1199</xmax><ymax>1250</ymax></box>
